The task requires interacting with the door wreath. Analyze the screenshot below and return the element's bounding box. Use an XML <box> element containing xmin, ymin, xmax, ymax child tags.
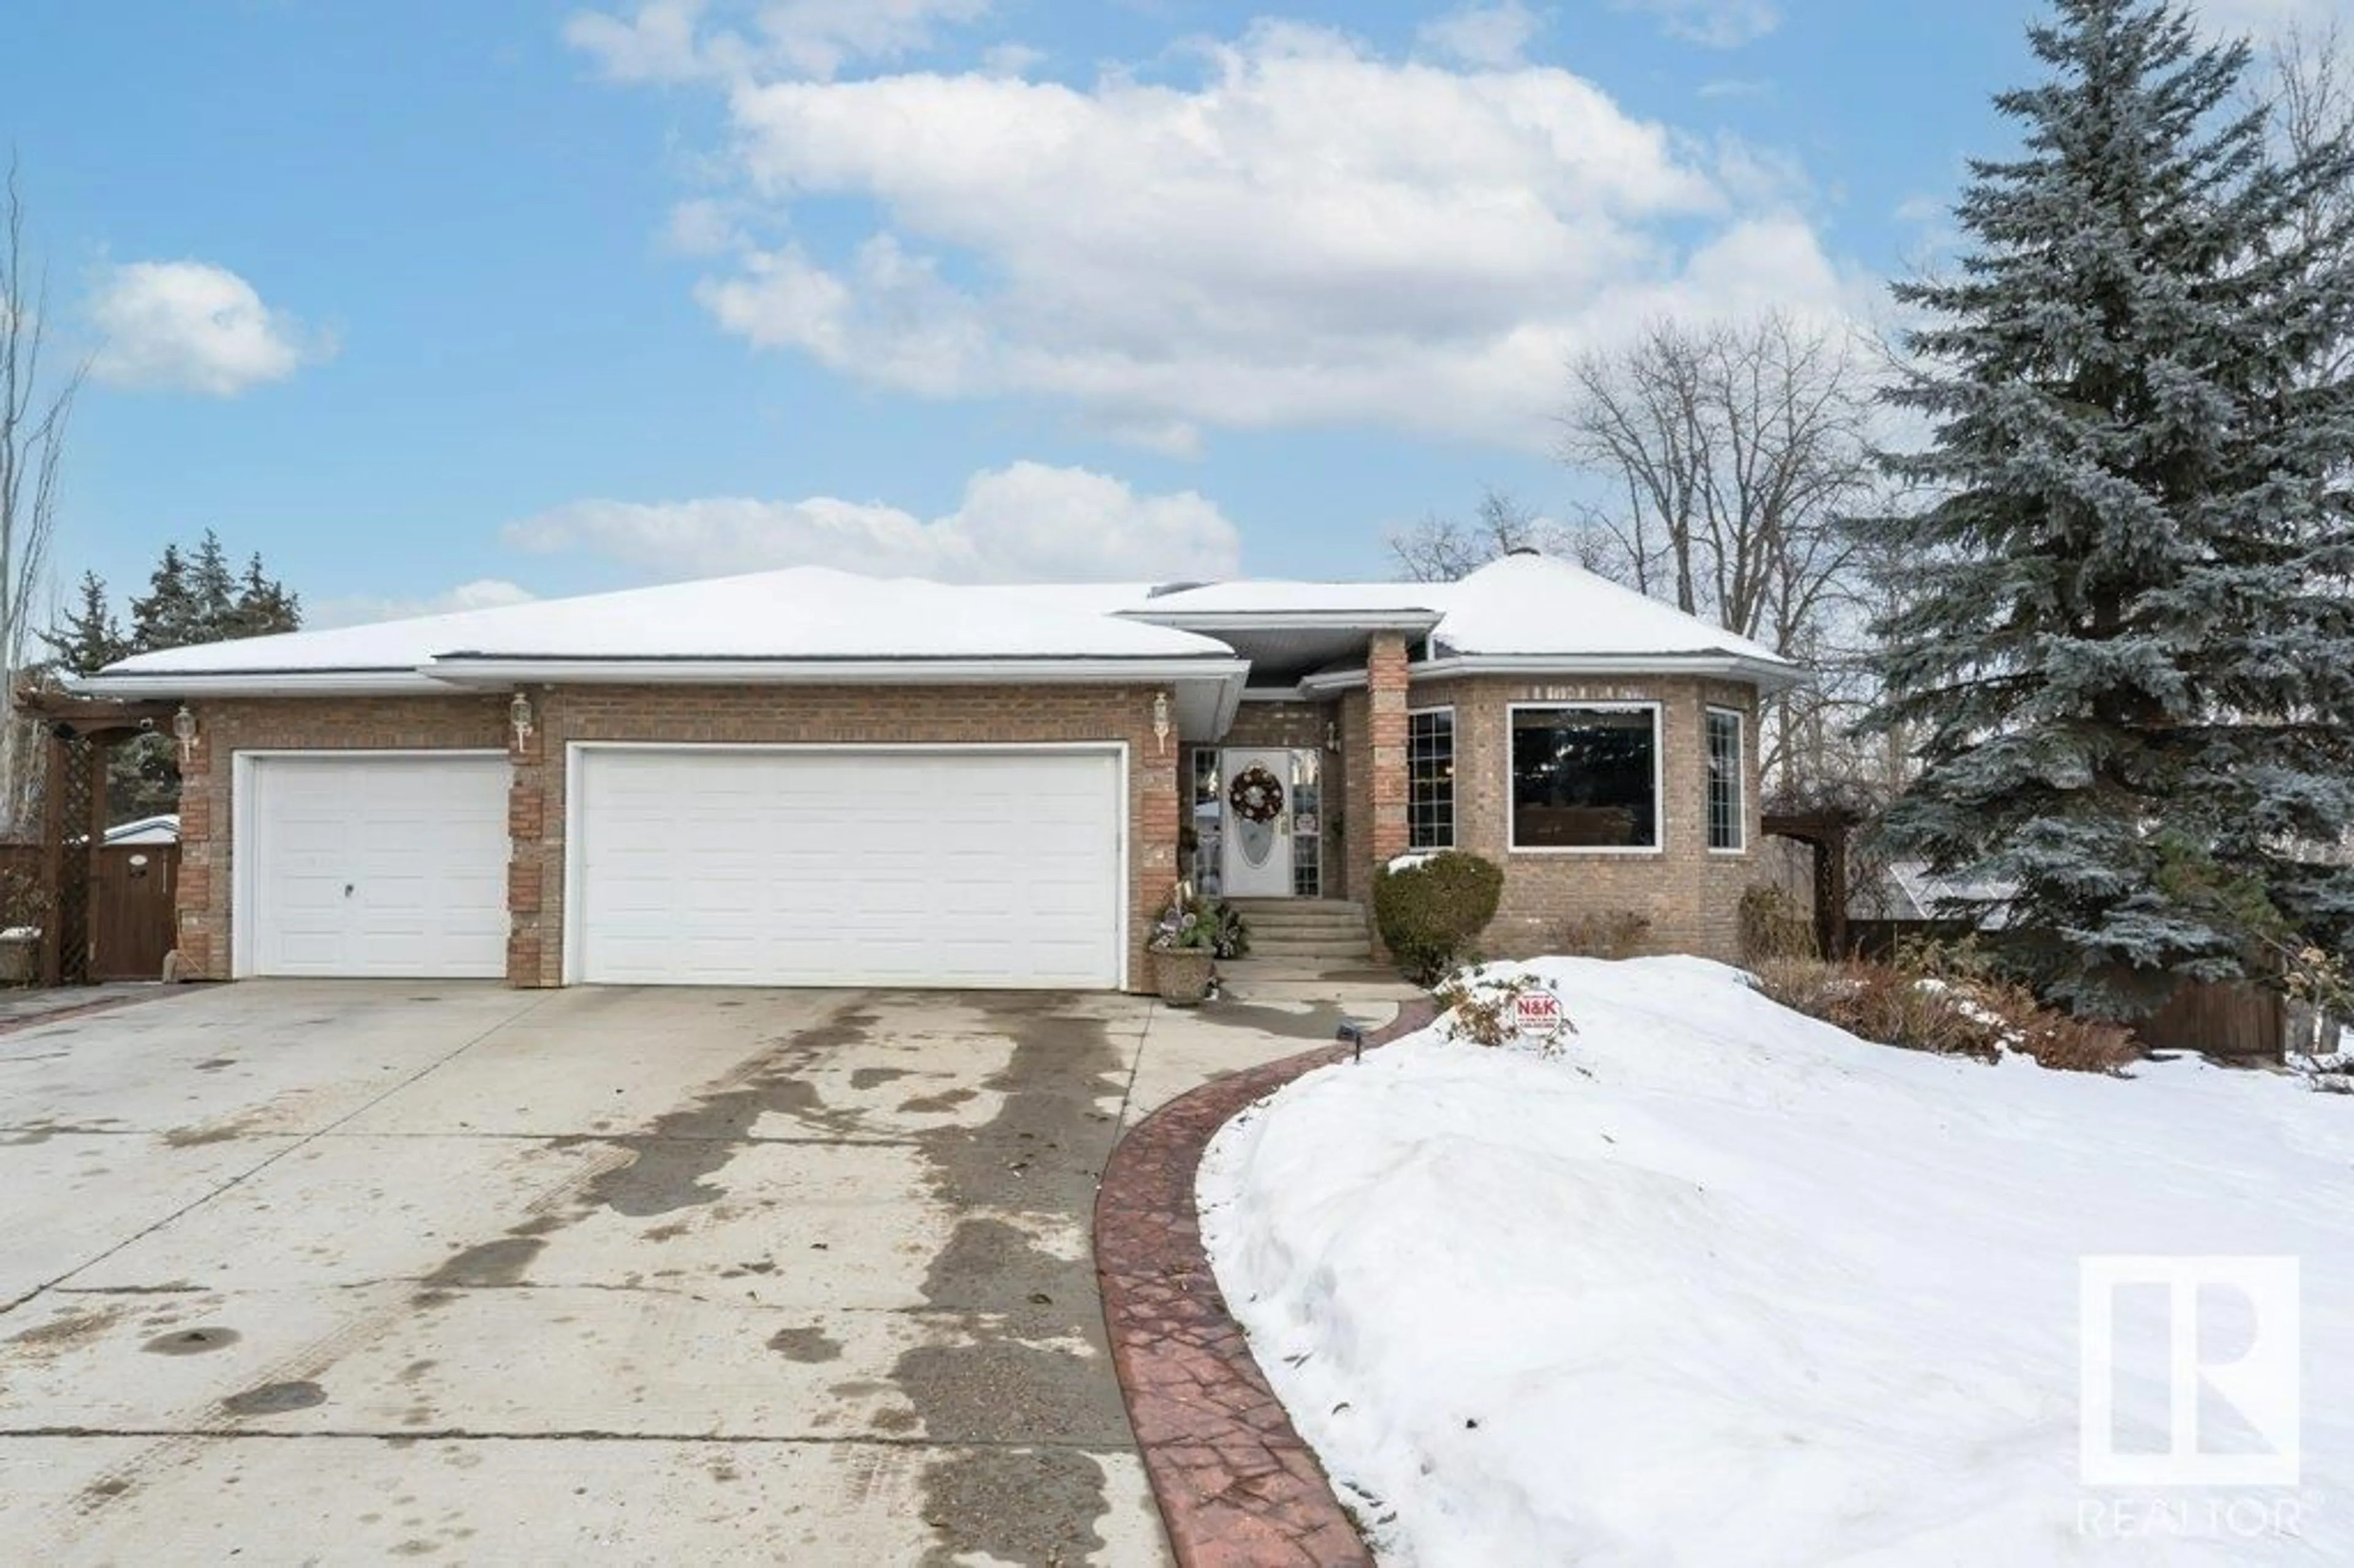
<box><xmin>1228</xmin><ymin>764</ymin><xmax>1286</xmax><ymax>823</ymax></box>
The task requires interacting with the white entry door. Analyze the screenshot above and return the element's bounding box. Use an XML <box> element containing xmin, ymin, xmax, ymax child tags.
<box><xmin>571</xmin><ymin>746</ymin><xmax>1124</xmax><ymax>989</ymax></box>
<box><xmin>1221</xmin><ymin>747</ymin><xmax>1293</xmax><ymax>898</ymax></box>
<box><xmin>241</xmin><ymin>753</ymin><xmax>510</xmax><ymax>978</ymax></box>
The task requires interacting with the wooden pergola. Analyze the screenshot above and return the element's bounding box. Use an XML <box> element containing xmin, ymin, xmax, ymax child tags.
<box><xmin>13</xmin><ymin>689</ymin><xmax>181</xmax><ymax>986</ymax></box>
<box><xmin>1761</xmin><ymin>807</ymin><xmax>1861</xmax><ymax>960</ymax></box>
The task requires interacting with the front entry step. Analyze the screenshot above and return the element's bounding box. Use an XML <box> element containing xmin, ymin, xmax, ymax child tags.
<box><xmin>1223</xmin><ymin>899</ymin><xmax>1373</xmax><ymax>961</ymax></box>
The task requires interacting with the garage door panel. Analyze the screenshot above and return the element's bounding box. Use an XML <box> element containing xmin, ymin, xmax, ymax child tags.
<box><xmin>575</xmin><ymin>748</ymin><xmax>1122</xmax><ymax>988</ymax></box>
<box><xmin>246</xmin><ymin>756</ymin><xmax>510</xmax><ymax>979</ymax></box>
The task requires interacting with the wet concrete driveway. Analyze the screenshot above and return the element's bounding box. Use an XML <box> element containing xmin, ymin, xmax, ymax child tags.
<box><xmin>0</xmin><ymin>976</ymin><xmax>1403</xmax><ymax>1563</ymax></box>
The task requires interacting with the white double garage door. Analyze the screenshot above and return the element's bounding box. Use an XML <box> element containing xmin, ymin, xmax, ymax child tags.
<box><xmin>238</xmin><ymin>747</ymin><xmax>1127</xmax><ymax>988</ymax></box>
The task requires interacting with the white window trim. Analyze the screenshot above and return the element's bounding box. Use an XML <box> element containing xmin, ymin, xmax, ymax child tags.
<box><xmin>230</xmin><ymin>748</ymin><xmax>511</xmax><ymax>980</ymax></box>
<box><xmin>1504</xmin><ymin>701</ymin><xmax>1666</xmax><ymax>856</ymax></box>
<box><xmin>1406</xmin><ymin>704</ymin><xmax>1457</xmax><ymax>852</ymax></box>
<box><xmin>1706</xmin><ymin>706</ymin><xmax>1748</xmax><ymax>854</ymax></box>
<box><xmin>560</xmin><ymin>740</ymin><xmax>1131</xmax><ymax>990</ymax></box>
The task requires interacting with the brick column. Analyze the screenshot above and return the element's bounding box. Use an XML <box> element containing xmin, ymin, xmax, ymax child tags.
<box><xmin>505</xmin><ymin>694</ymin><xmax>552</xmax><ymax>988</ymax></box>
<box><xmin>174</xmin><ymin>746</ymin><xmax>219</xmax><ymax>980</ymax></box>
<box><xmin>1368</xmin><ymin>633</ymin><xmax>1410</xmax><ymax>872</ymax></box>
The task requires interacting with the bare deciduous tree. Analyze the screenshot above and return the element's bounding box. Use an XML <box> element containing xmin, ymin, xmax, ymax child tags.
<box><xmin>1555</xmin><ymin>313</ymin><xmax>1882</xmax><ymax>790</ymax></box>
<box><xmin>1384</xmin><ymin>485</ymin><xmax>1610</xmax><ymax>582</ymax></box>
<box><xmin>1</xmin><ymin>158</ymin><xmax>83</xmax><ymax>833</ymax></box>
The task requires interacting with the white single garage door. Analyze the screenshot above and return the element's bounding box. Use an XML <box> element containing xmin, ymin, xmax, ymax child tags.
<box><xmin>242</xmin><ymin>754</ymin><xmax>510</xmax><ymax>978</ymax></box>
<box><xmin>573</xmin><ymin>747</ymin><xmax>1124</xmax><ymax>989</ymax></box>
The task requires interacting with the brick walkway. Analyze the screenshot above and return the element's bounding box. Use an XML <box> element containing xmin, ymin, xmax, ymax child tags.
<box><xmin>1095</xmin><ymin>998</ymin><xmax>1439</xmax><ymax>1567</ymax></box>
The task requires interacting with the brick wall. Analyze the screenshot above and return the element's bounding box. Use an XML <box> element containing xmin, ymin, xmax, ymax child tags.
<box><xmin>179</xmin><ymin>685</ymin><xmax>1176</xmax><ymax>992</ymax></box>
<box><xmin>1400</xmin><ymin>674</ymin><xmax>1761</xmax><ymax>962</ymax></box>
<box><xmin>172</xmin><ymin>696</ymin><xmax>506</xmax><ymax>980</ymax></box>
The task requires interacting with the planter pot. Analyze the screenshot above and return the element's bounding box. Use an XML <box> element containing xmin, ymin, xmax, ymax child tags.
<box><xmin>0</xmin><ymin>931</ymin><xmax>39</xmax><ymax>987</ymax></box>
<box><xmin>1150</xmin><ymin>947</ymin><xmax>1216</xmax><ymax>1007</ymax></box>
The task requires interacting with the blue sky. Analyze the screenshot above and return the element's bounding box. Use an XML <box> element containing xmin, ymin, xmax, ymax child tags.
<box><xmin>2</xmin><ymin>0</ymin><xmax>2333</xmax><ymax>626</ymax></box>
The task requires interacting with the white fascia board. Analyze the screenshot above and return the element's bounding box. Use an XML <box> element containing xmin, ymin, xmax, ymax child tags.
<box><xmin>421</xmin><ymin>655</ymin><xmax>1253</xmax><ymax>687</ymax></box>
<box><xmin>1297</xmin><ymin>652</ymin><xmax>1808</xmax><ymax>696</ymax></box>
<box><xmin>1121</xmin><ymin>608</ymin><xmax>1444</xmax><ymax>634</ymax></box>
<box><xmin>66</xmin><ymin>669</ymin><xmax>451</xmax><ymax>699</ymax></box>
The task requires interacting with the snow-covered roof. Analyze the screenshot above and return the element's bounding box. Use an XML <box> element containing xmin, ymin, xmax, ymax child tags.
<box><xmin>75</xmin><ymin>552</ymin><xmax>1800</xmax><ymax>703</ymax></box>
<box><xmin>1423</xmin><ymin>552</ymin><xmax>1786</xmax><ymax>664</ymax></box>
<box><xmin>98</xmin><ymin>567</ymin><xmax>1228</xmax><ymax>676</ymax></box>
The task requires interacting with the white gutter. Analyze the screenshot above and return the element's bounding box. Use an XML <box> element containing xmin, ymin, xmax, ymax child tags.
<box><xmin>421</xmin><ymin>655</ymin><xmax>1252</xmax><ymax>687</ymax></box>
<box><xmin>72</xmin><ymin>656</ymin><xmax>1254</xmax><ymax>699</ymax></box>
<box><xmin>66</xmin><ymin>670</ymin><xmax>453</xmax><ymax>699</ymax></box>
<box><xmin>1297</xmin><ymin>652</ymin><xmax>1807</xmax><ymax>696</ymax></box>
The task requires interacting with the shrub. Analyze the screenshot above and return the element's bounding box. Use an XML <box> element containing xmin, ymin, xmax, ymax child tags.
<box><xmin>1750</xmin><ymin>955</ymin><xmax>2142</xmax><ymax>1074</ymax></box>
<box><xmin>1739</xmin><ymin>882</ymin><xmax>1816</xmax><ymax>964</ymax></box>
<box><xmin>1556</xmin><ymin>909</ymin><xmax>1652</xmax><ymax>960</ymax></box>
<box><xmin>1434</xmin><ymin>970</ymin><xmax>1577</xmax><ymax>1056</ymax></box>
<box><xmin>1374</xmin><ymin>851</ymin><xmax>1504</xmax><ymax>987</ymax></box>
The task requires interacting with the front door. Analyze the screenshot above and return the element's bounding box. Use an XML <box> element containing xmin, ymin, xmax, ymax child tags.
<box><xmin>1221</xmin><ymin>747</ymin><xmax>1294</xmax><ymax>897</ymax></box>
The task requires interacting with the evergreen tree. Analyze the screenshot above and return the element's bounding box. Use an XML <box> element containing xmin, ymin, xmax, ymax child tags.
<box><xmin>51</xmin><ymin>535</ymin><xmax>304</xmax><ymax>821</ymax></box>
<box><xmin>229</xmin><ymin>552</ymin><xmax>300</xmax><ymax>639</ymax></box>
<box><xmin>128</xmin><ymin>543</ymin><xmax>197</xmax><ymax>653</ymax></box>
<box><xmin>37</xmin><ymin>571</ymin><xmax>129</xmax><ymax>676</ymax></box>
<box><xmin>186</xmin><ymin>529</ymin><xmax>237</xmax><ymax>633</ymax></box>
<box><xmin>1856</xmin><ymin>0</ymin><xmax>2354</xmax><ymax>1016</ymax></box>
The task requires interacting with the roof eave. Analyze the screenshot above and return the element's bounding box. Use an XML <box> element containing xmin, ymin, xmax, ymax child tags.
<box><xmin>1297</xmin><ymin>651</ymin><xmax>1807</xmax><ymax>696</ymax></box>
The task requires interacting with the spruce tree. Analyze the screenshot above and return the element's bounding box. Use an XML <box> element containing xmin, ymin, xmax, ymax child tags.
<box><xmin>229</xmin><ymin>553</ymin><xmax>300</xmax><ymax>639</ymax></box>
<box><xmin>1856</xmin><ymin>0</ymin><xmax>2354</xmax><ymax>1016</ymax></box>
<box><xmin>38</xmin><ymin>571</ymin><xmax>130</xmax><ymax>676</ymax></box>
<box><xmin>128</xmin><ymin>543</ymin><xmax>197</xmax><ymax>653</ymax></box>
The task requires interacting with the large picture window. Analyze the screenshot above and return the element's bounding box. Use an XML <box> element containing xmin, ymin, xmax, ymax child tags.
<box><xmin>1707</xmin><ymin>707</ymin><xmax>1745</xmax><ymax>852</ymax></box>
<box><xmin>1509</xmin><ymin>704</ymin><xmax>1661</xmax><ymax>851</ymax></box>
<box><xmin>1407</xmin><ymin>708</ymin><xmax>1454</xmax><ymax>850</ymax></box>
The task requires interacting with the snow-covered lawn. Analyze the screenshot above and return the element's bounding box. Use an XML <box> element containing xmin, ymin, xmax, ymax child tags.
<box><xmin>1198</xmin><ymin>957</ymin><xmax>2354</xmax><ymax>1566</ymax></box>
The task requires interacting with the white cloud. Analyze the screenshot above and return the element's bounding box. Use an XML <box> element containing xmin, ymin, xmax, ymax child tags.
<box><xmin>1417</xmin><ymin>1</ymin><xmax>1544</xmax><ymax>68</ymax></box>
<box><xmin>309</xmin><ymin>578</ymin><xmax>539</xmax><ymax>630</ymax></box>
<box><xmin>1613</xmin><ymin>0</ymin><xmax>1780</xmax><ymax>48</ymax></box>
<box><xmin>600</xmin><ymin>18</ymin><xmax>1848</xmax><ymax>451</ymax></box>
<box><xmin>505</xmin><ymin>461</ymin><xmax>1241</xmax><ymax>583</ymax></box>
<box><xmin>88</xmin><ymin>261</ymin><xmax>329</xmax><ymax>397</ymax></box>
<box><xmin>566</xmin><ymin>0</ymin><xmax>988</xmax><ymax>82</ymax></box>
<box><xmin>2194</xmin><ymin>0</ymin><xmax>2354</xmax><ymax>39</ymax></box>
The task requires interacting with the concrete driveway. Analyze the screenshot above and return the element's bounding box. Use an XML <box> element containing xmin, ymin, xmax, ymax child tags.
<box><xmin>0</xmin><ymin>973</ymin><xmax>1405</xmax><ymax>1564</ymax></box>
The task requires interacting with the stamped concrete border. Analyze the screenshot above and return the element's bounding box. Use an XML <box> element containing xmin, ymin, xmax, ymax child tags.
<box><xmin>1095</xmin><ymin>997</ymin><xmax>1439</xmax><ymax>1567</ymax></box>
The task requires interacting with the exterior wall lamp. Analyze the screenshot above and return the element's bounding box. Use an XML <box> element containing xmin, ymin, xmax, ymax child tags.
<box><xmin>1325</xmin><ymin>720</ymin><xmax>1339</xmax><ymax>753</ymax></box>
<box><xmin>1151</xmin><ymin>691</ymin><xmax>1171</xmax><ymax>755</ymax></box>
<box><xmin>509</xmin><ymin>691</ymin><xmax>535</xmax><ymax>752</ymax></box>
<box><xmin>172</xmin><ymin>703</ymin><xmax>199</xmax><ymax>767</ymax></box>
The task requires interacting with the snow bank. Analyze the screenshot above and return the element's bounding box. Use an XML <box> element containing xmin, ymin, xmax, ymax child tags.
<box><xmin>1199</xmin><ymin>957</ymin><xmax>2354</xmax><ymax>1566</ymax></box>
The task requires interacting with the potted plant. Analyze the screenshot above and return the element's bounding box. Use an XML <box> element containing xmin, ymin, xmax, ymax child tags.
<box><xmin>1148</xmin><ymin>886</ymin><xmax>1224</xmax><ymax>1006</ymax></box>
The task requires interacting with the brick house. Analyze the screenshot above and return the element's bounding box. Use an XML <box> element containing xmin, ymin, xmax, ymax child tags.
<box><xmin>74</xmin><ymin>551</ymin><xmax>1799</xmax><ymax>991</ymax></box>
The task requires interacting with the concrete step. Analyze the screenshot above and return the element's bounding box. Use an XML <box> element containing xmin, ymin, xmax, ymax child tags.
<box><xmin>1246</xmin><ymin>937</ymin><xmax>1376</xmax><ymax>959</ymax></box>
<box><xmin>1243</xmin><ymin>908</ymin><xmax>1374</xmax><ymax>932</ymax></box>
<box><xmin>1225</xmin><ymin>899</ymin><xmax>1365</xmax><ymax>918</ymax></box>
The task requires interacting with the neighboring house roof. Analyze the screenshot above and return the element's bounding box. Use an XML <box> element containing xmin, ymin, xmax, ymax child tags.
<box><xmin>70</xmin><ymin>552</ymin><xmax>1803</xmax><ymax>717</ymax></box>
<box><xmin>1870</xmin><ymin>861</ymin><xmax>2017</xmax><ymax>927</ymax></box>
<box><xmin>102</xmin><ymin>815</ymin><xmax>180</xmax><ymax>846</ymax></box>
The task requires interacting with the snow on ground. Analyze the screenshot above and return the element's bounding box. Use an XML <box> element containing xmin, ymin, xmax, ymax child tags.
<box><xmin>1198</xmin><ymin>957</ymin><xmax>2354</xmax><ymax>1566</ymax></box>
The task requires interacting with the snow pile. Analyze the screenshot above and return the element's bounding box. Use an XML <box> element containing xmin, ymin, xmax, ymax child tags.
<box><xmin>1200</xmin><ymin>957</ymin><xmax>2354</xmax><ymax>1566</ymax></box>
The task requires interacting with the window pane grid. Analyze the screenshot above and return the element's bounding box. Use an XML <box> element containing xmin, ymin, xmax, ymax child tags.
<box><xmin>1707</xmin><ymin>709</ymin><xmax>1743</xmax><ymax>851</ymax></box>
<box><xmin>1408</xmin><ymin>709</ymin><xmax>1454</xmax><ymax>850</ymax></box>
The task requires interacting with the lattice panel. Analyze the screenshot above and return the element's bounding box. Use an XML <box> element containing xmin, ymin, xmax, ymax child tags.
<box><xmin>52</xmin><ymin>734</ymin><xmax>96</xmax><ymax>984</ymax></box>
